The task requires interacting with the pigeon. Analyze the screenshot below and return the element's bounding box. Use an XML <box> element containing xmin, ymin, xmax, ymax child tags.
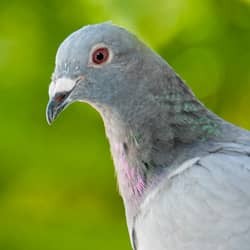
<box><xmin>46</xmin><ymin>23</ymin><xmax>250</xmax><ymax>250</ymax></box>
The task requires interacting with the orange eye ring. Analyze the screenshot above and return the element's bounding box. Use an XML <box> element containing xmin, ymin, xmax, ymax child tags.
<box><xmin>92</xmin><ymin>47</ymin><xmax>109</xmax><ymax>64</ymax></box>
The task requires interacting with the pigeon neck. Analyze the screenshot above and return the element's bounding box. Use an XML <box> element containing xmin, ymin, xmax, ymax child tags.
<box><xmin>91</xmin><ymin>71</ymin><xmax>221</xmax><ymax>211</ymax></box>
<box><xmin>97</xmin><ymin>104</ymin><xmax>219</xmax><ymax>212</ymax></box>
<box><xmin>94</xmin><ymin>106</ymin><xmax>149</xmax><ymax>210</ymax></box>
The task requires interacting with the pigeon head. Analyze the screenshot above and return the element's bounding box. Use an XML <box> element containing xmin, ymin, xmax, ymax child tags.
<box><xmin>46</xmin><ymin>22</ymin><xmax>157</xmax><ymax>124</ymax></box>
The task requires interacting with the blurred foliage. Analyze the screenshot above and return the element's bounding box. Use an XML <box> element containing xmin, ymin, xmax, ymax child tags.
<box><xmin>0</xmin><ymin>0</ymin><xmax>250</xmax><ymax>249</ymax></box>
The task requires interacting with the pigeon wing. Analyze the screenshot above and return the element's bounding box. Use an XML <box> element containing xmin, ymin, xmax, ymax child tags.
<box><xmin>135</xmin><ymin>142</ymin><xmax>250</xmax><ymax>250</ymax></box>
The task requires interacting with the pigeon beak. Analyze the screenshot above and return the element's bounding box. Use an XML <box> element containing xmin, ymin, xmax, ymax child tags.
<box><xmin>46</xmin><ymin>77</ymin><xmax>84</xmax><ymax>125</ymax></box>
<box><xmin>46</xmin><ymin>91</ymin><xmax>72</xmax><ymax>125</ymax></box>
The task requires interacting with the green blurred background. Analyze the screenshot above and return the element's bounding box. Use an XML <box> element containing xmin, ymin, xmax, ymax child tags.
<box><xmin>1</xmin><ymin>0</ymin><xmax>250</xmax><ymax>249</ymax></box>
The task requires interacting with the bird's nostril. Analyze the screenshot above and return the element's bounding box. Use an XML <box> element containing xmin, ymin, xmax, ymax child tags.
<box><xmin>55</xmin><ymin>93</ymin><xmax>67</xmax><ymax>103</ymax></box>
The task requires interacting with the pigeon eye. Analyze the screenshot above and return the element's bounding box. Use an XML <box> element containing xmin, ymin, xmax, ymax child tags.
<box><xmin>92</xmin><ymin>47</ymin><xmax>109</xmax><ymax>65</ymax></box>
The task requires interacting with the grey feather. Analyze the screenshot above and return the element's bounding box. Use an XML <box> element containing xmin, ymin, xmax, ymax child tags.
<box><xmin>46</xmin><ymin>22</ymin><xmax>250</xmax><ymax>250</ymax></box>
<box><xmin>135</xmin><ymin>143</ymin><xmax>250</xmax><ymax>250</ymax></box>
